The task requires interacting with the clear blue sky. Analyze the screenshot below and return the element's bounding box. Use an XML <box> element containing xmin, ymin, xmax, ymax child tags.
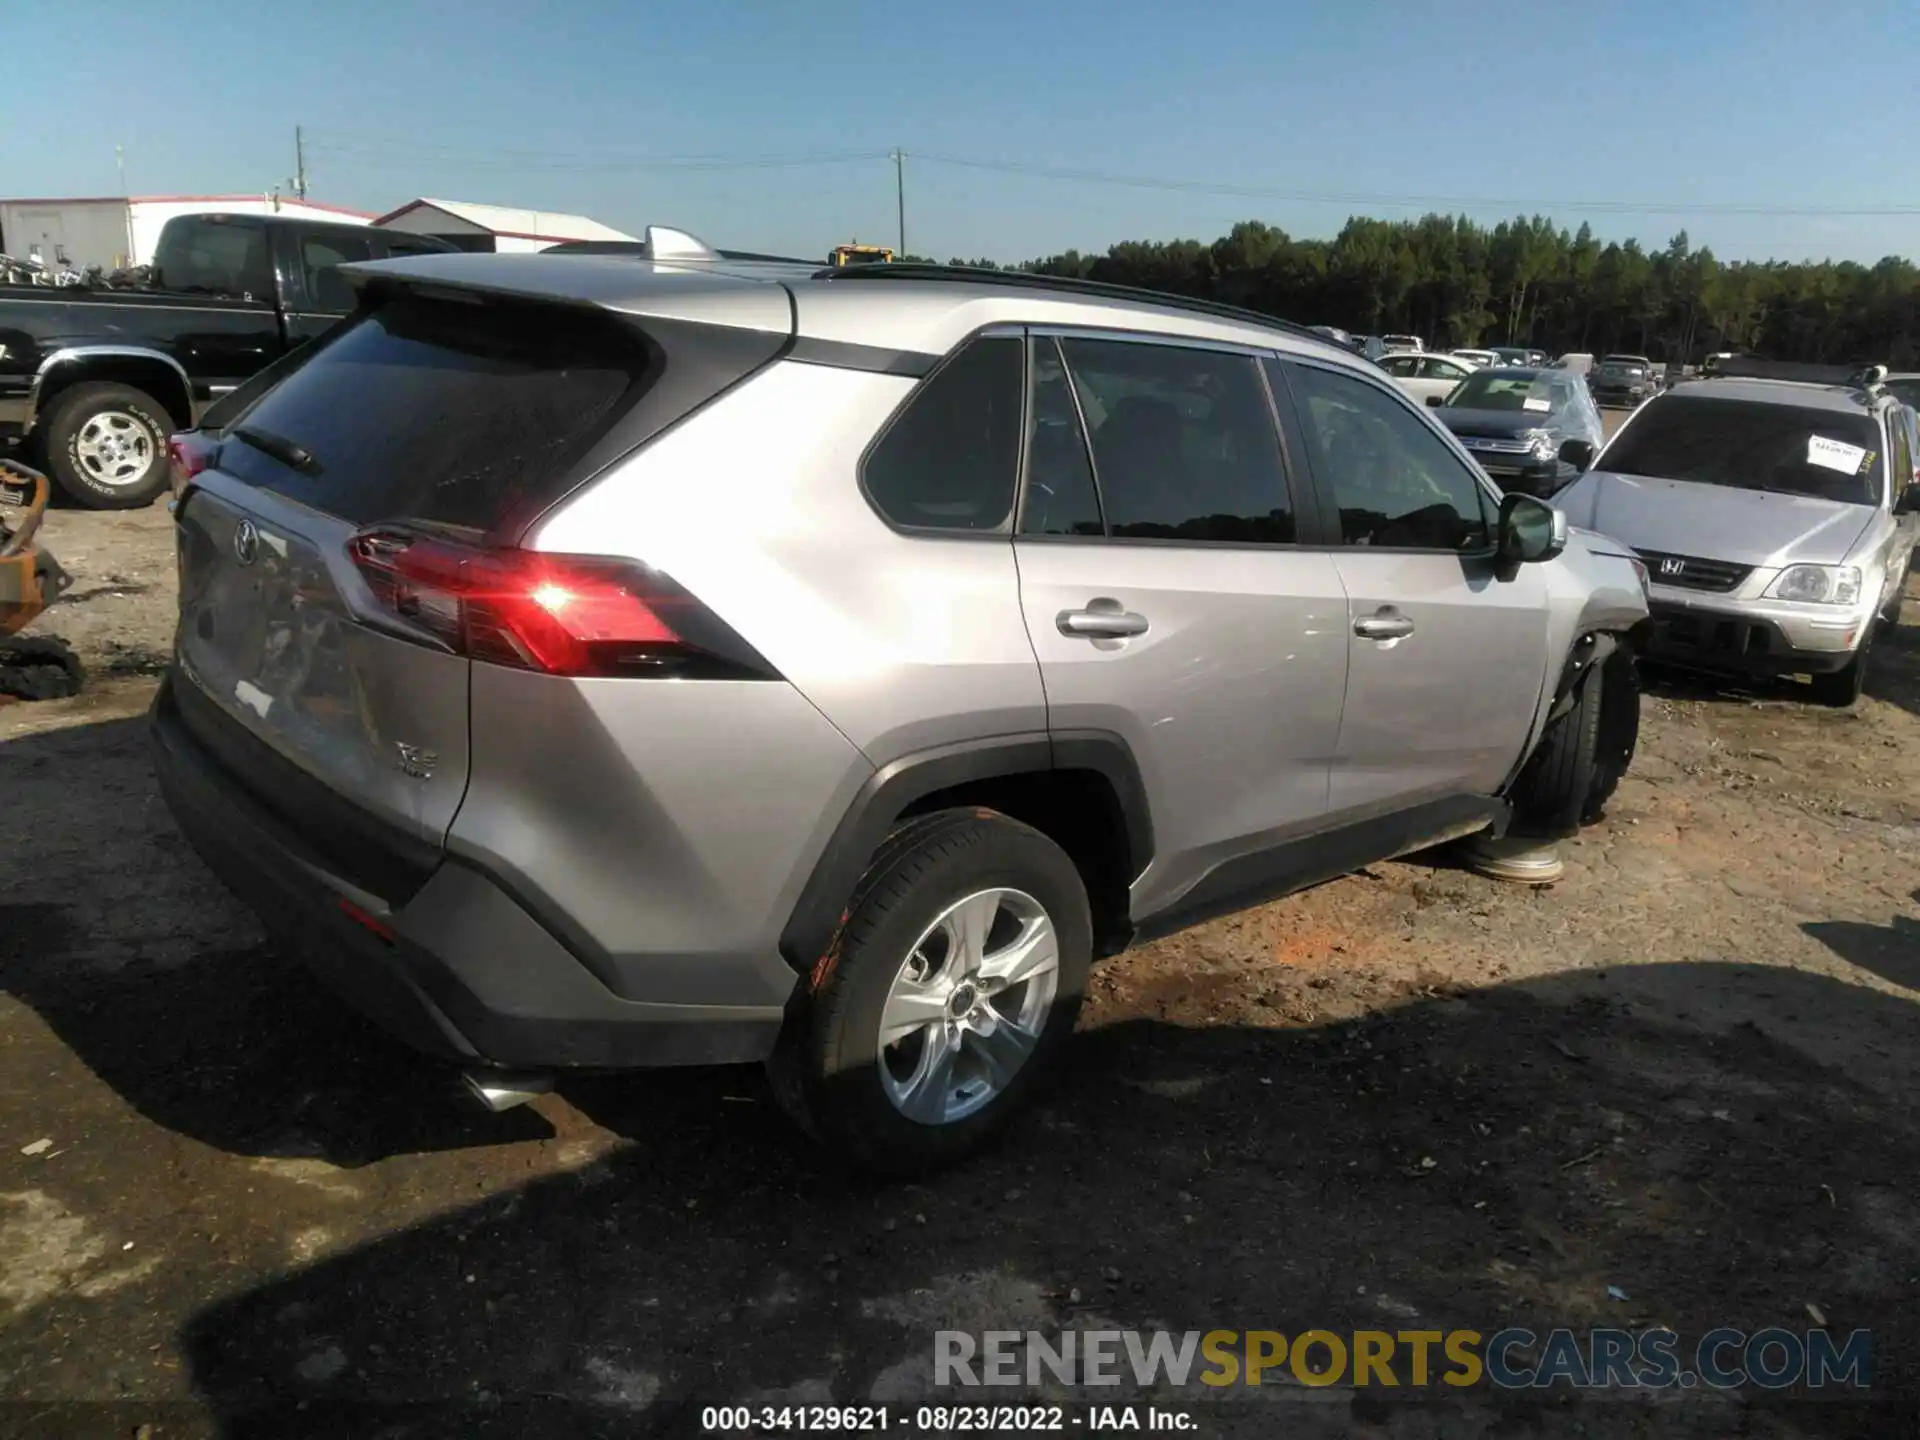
<box><xmin>9</xmin><ymin>0</ymin><xmax>1919</xmax><ymax>265</ymax></box>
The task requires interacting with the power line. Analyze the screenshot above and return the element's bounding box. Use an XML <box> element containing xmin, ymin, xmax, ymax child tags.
<box><xmin>910</xmin><ymin>152</ymin><xmax>1920</xmax><ymax>219</ymax></box>
<box><xmin>295</xmin><ymin>128</ymin><xmax>1920</xmax><ymax>223</ymax></box>
<box><xmin>301</xmin><ymin>129</ymin><xmax>888</xmax><ymax>172</ymax></box>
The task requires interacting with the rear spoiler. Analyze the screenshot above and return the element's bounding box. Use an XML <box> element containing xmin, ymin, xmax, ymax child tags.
<box><xmin>1716</xmin><ymin>357</ymin><xmax>1888</xmax><ymax>388</ymax></box>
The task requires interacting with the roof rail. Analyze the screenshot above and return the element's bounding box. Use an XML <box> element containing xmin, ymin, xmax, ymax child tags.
<box><xmin>542</xmin><ymin>238</ymin><xmax>817</xmax><ymax>265</ymax></box>
<box><xmin>1715</xmin><ymin>356</ymin><xmax>1887</xmax><ymax>389</ymax></box>
<box><xmin>810</xmin><ymin>263</ymin><xmax>1334</xmax><ymax>347</ymax></box>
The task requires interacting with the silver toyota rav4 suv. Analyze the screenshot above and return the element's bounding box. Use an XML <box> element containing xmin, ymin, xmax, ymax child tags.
<box><xmin>152</xmin><ymin>231</ymin><xmax>1649</xmax><ymax>1172</ymax></box>
<box><xmin>1554</xmin><ymin>359</ymin><xmax>1920</xmax><ymax>707</ymax></box>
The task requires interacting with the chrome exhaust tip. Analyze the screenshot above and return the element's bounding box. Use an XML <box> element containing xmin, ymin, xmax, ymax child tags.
<box><xmin>462</xmin><ymin>1069</ymin><xmax>554</xmax><ymax>1113</ymax></box>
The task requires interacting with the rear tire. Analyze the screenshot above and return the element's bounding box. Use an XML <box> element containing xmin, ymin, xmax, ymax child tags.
<box><xmin>39</xmin><ymin>381</ymin><xmax>173</xmax><ymax>509</ymax></box>
<box><xmin>767</xmin><ymin>808</ymin><xmax>1092</xmax><ymax>1176</ymax></box>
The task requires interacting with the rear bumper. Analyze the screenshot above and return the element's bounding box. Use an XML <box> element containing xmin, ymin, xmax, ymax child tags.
<box><xmin>150</xmin><ymin>676</ymin><xmax>791</xmax><ymax>1070</ymax></box>
<box><xmin>1643</xmin><ymin>600</ymin><xmax>1861</xmax><ymax>676</ymax></box>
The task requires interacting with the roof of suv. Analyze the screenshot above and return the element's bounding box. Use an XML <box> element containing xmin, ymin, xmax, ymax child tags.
<box><xmin>341</xmin><ymin>251</ymin><xmax>1359</xmax><ymax>367</ymax></box>
<box><xmin>1670</xmin><ymin>376</ymin><xmax>1891</xmax><ymax>415</ymax></box>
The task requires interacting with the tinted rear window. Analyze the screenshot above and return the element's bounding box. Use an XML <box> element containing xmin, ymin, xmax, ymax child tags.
<box><xmin>1598</xmin><ymin>395</ymin><xmax>1883</xmax><ymax>506</ymax></box>
<box><xmin>218</xmin><ymin>296</ymin><xmax>658</xmax><ymax>529</ymax></box>
<box><xmin>153</xmin><ymin>218</ymin><xmax>273</xmax><ymax>298</ymax></box>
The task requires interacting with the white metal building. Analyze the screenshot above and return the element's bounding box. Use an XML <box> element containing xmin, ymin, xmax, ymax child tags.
<box><xmin>0</xmin><ymin>194</ymin><xmax>372</xmax><ymax>271</ymax></box>
<box><xmin>371</xmin><ymin>198</ymin><xmax>637</xmax><ymax>253</ymax></box>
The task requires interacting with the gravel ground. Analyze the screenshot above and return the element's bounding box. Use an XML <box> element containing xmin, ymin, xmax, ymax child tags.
<box><xmin>1</xmin><ymin>471</ymin><xmax>1918</xmax><ymax>1437</ymax></box>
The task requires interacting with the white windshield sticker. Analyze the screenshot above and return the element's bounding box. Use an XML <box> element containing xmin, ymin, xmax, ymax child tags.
<box><xmin>1523</xmin><ymin>397</ymin><xmax>1551</xmax><ymax>412</ymax></box>
<box><xmin>1807</xmin><ymin>435</ymin><xmax>1867</xmax><ymax>474</ymax></box>
<box><xmin>234</xmin><ymin>680</ymin><xmax>273</xmax><ymax>719</ymax></box>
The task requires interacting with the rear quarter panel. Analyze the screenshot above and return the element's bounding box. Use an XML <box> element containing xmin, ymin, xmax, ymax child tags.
<box><xmin>531</xmin><ymin>359</ymin><xmax>1049</xmax><ymax>763</ymax></box>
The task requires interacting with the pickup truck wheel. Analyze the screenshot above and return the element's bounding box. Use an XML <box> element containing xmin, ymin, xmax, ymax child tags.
<box><xmin>768</xmin><ymin>809</ymin><xmax>1092</xmax><ymax>1176</ymax></box>
<box><xmin>40</xmin><ymin>382</ymin><xmax>173</xmax><ymax>509</ymax></box>
<box><xmin>1508</xmin><ymin>657</ymin><xmax>1605</xmax><ymax>839</ymax></box>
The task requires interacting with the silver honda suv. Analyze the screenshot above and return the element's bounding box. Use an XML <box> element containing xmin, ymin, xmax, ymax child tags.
<box><xmin>1554</xmin><ymin>360</ymin><xmax>1920</xmax><ymax>706</ymax></box>
<box><xmin>151</xmin><ymin>229</ymin><xmax>1649</xmax><ymax>1172</ymax></box>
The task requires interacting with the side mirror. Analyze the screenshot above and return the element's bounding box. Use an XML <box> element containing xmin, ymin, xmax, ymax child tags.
<box><xmin>1898</xmin><ymin>485</ymin><xmax>1920</xmax><ymax>515</ymax></box>
<box><xmin>1425</xmin><ymin>394</ymin><xmax>1445</xmax><ymax>408</ymax></box>
<box><xmin>1498</xmin><ymin>493</ymin><xmax>1568</xmax><ymax>565</ymax></box>
<box><xmin>1558</xmin><ymin>438</ymin><xmax>1596</xmax><ymax>472</ymax></box>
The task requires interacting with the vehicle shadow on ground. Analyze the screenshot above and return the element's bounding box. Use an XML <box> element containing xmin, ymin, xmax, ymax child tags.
<box><xmin>163</xmin><ymin>960</ymin><xmax>1920</xmax><ymax>1439</ymax></box>
<box><xmin>0</xmin><ymin>715</ymin><xmax>550</xmax><ymax>1165</ymax></box>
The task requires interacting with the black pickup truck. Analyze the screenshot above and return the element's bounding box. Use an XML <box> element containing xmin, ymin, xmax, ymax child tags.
<box><xmin>0</xmin><ymin>212</ymin><xmax>451</xmax><ymax>508</ymax></box>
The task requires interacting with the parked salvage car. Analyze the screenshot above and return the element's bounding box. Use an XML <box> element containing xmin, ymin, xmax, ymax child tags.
<box><xmin>1379</xmin><ymin>349</ymin><xmax>1477</xmax><ymax>406</ymax></box>
<box><xmin>1425</xmin><ymin>366</ymin><xmax>1605</xmax><ymax>498</ymax></box>
<box><xmin>1451</xmin><ymin>348</ymin><xmax>1498</xmax><ymax>369</ymax></box>
<box><xmin>1555</xmin><ymin>359</ymin><xmax>1920</xmax><ymax>706</ymax></box>
<box><xmin>152</xmin><ymin>237</ymin><xmax>1649</xmax><ymax>1172</ymax></box>
<box><xmin>1591</xmin><ymin>354</ymin><xmax>1660</xmax><ymax>408</ymax></box>
<box><xmin>0</xmin><ymin>213</ymin><xmax>453</xmax><ymax>509</ymax></box>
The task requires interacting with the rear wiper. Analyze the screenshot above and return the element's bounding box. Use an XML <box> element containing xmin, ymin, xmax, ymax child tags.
<box><xmin>231</xmin><ymin>425</ymin><xmax>317</xmax><ymax>474</ymax></box>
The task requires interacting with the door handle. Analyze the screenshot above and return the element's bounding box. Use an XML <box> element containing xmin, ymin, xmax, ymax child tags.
<box><xmin>1058</xmin><ymin>606</ymin><xmax>1149</xmax><ymax>639</ymax></box>
<box><xmin>1354</xmin><ymin>610</ymin><xmax>1415</xmax><ymax>641</ymax></box>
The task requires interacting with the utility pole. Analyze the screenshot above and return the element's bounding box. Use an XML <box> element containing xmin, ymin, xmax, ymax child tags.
<box><xmin>293</xmin><ymin>125</ymin><xmax>308</xmax><ymax>200</ymax></box>
<box><xmin>115</xmin><ymin>144</ymin><xmax>127</xmax><ymax>195</ymax></box>
<box><xmin>891</xmin><ymin>148</ymin><xmax>906</xmax><ymax>257</ymax></box>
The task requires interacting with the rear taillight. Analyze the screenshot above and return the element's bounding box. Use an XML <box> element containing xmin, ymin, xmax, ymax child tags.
<box><xmin>347</xmin><ymin>527</ymin><xmax>778</xmax><ymax>681</ymax></box>
<box><xmin>167</xmin><ymin>432</ymin><xmax>218</xmax><ymax>497</ymax></box>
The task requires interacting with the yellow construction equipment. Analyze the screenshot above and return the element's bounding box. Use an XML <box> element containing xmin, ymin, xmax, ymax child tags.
<box><xmin>829</xmin><ymin>243</ymin><xmax>895</xmax><ymax>267</ymax></box>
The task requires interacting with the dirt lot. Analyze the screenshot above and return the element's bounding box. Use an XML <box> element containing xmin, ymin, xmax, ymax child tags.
<box><xmin>2</xmin><ymin>475</ymin><xmax>1918</xmax><ymax>1437</ymax></box>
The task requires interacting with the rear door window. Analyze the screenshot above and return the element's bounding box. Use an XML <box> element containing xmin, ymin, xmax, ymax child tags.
<box><xmin>1057</xmin><ymin>337</ymin><xmax>1295</xmax><ymax>543</ymax></box>
<box><xmin>377</xmin><ymin>234</ymin><xmax>450</xmax><ymax>259</ymax></box>
<box><xmin>1019</xmin><ymin>337</ymin><xmax>1104</xmax><ymax>536</ymax></box>
<box><xmin>216</xmin><ymin>295</ymin><xmax>660</xmax><ymax>530</ymax></box>
<box><xmin>1598</xmin><ymin>395</ymin><xmax>1884</xmax><ymax>505</ymax></box>
<box><xmin>298</xmin><ymin>231</ymin><xmax>376</xmax><ymax>313</ymax></box>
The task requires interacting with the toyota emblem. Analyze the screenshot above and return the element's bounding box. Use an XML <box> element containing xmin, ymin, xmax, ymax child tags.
<box><xmin>233</xmin><ymin>518</ymin><xmax>259</xmax><ymax>567</ymax></box>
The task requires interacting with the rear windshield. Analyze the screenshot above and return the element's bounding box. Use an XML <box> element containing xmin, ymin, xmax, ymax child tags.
<box><xmin>217</xmin><ymin>295</ymin><xmax>659</xmax><ymax>530</ymax></box>
<box><xmin>152</xmin><ymin>218</ymin><xmax>273</xmax><ymax>298</ymax></box>
<box><xmin>1597</xmin><ymin>395</ymin><xmax>1883</xmax><ymax>506</ymax></box>
<box><xmin>1447</xmin><ymin>371</ymin><xmax>1560</xmax><ymax>412</ymax></box>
